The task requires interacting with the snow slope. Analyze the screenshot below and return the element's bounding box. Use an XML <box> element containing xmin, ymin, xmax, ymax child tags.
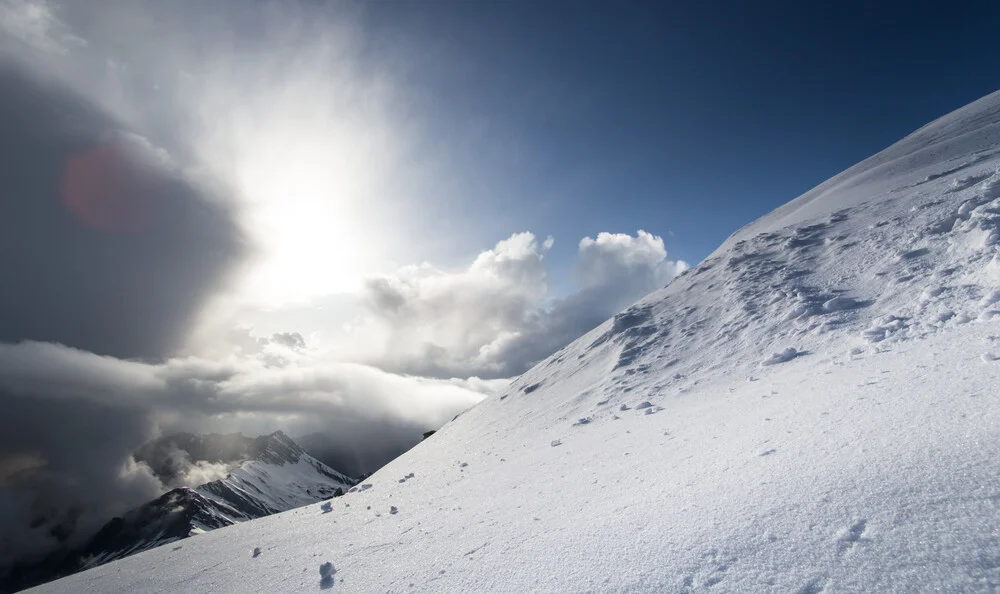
<box><xmin>31</xmin><ymin>92</ymin><xmax>1000</xmax><ymax>593</ymax></box>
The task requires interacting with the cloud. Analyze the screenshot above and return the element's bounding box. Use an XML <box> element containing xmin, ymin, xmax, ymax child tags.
<box><xmin>349</xmin><ymin>230</ymin><xmax>687</xmax><ymax>378</ymax></box>
<box><xmin>576</xmin><ymin>230</ymin><xmax>687</xmax><ymax>290</ymax></box>
<box><xmin>5</xmin><ymin>0</ymin><xmax>424</xmax><ymax>307</ymax></box>
<box><xmin>0</xmin><ymin>62</ymin><xmax>246</xmax><ymax>360</ymax></box>
<box><xmin>0</xmin><ymin>339</ymin><xmax>490</xmax><ymax>568</ymax></box>
<box><xmin>0</xmin><ymin>0</ymin><xmax>83</xmax><ymax>54</ymax></box>
<box><xmin>0</xmin><ymin>39</ymin><xmax>243</xmax><ymax>569</ymax></box>
<box><xmin>137</xmin><ymin>443</ymin><xmax>233</xmax><ymax>490</ymax></box>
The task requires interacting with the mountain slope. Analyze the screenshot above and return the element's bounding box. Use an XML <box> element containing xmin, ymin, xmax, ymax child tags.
<box><xmin>11</xmin><ymin>432</ymin><xmax>353</xmax><ymax>592</ymax></box>
<box><xmin>31</xmin><ymin>91</ymin><xmax>1000</xmax><ymax>593</ymax></box>
<box><xmin>83</xmin><ymin>431</ymin><xmax>354</xmax><ymax>564</ymax></box>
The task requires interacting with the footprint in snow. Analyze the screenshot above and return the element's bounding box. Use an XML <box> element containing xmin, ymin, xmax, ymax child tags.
<box><xmin>795</xmin><ymin>575</ymin><xmax>829</xmax><ymax>594</ymax></box>
<box><xmin>982</xmin><ymin>353</ymin><xmax>999</xmax><ymax>362</ymax></box>
<box><xmin>635</xmin><ymin>401</ymin><xmax>654</xmax><ymax>410</ymax></box>
<box><xmin>836</xmin><ymin>520</ymin><xmax>869</xmax><ymax>555</ymax></box>
<box><xmin>320</xmin><ymin>501</ymin><xmax>333</xmax><ymax>513</ymax></box>
<box><xmin>551</xmin><ymin>439</ymin><xmax>562</xmax><ymax>447</ymax></box>
<box><xmin>252</xmin><ymin>547</ymin><xmax>261</xmax><ymax>558</ymax></box>
<box><xmin>390</xmin><ymin>506</ymin><xmax>398</xmax><ymax>515</ymax></box>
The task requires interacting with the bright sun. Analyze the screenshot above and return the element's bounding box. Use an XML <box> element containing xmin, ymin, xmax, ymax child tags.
<box><xmin>230</xmin><ymin>133</ymin><xmax>389</xmax><ymax>308</ymax></box>
<box><xmin>180</xmin><ymin>27</ymin><xmax>410</xmax><ymax>310</ymax></box>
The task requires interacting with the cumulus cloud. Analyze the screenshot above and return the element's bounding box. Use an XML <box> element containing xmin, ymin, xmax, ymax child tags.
<box><xmin>349</xmin><ymin>230</ymin><xmax>687</xmax><ymax>378</ymax></box>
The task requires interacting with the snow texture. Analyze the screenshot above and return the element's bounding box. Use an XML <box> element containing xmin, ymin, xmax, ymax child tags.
<box><xmin>27</xmin><ymin>89</ymin><xmax>1000</xmax><ymax>593</ymax></box>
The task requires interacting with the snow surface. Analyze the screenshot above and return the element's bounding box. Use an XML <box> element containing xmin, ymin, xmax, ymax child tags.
<box><xmin>29</xmin><ymin>91</ymin><xmax>1000</xmax><ymax>592</ymax></box>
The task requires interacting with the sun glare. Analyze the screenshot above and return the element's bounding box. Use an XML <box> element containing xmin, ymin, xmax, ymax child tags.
<box><xmin>233</xmin><ymin>139</ymin><xmax>376</xmax><ymax>308</ymax></box>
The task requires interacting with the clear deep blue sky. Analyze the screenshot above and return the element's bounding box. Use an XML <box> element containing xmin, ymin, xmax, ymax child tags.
<box><xmin>357</xmin><ymin>0</ymin><xmax>1000</xmax><ymax>277</ymax></box>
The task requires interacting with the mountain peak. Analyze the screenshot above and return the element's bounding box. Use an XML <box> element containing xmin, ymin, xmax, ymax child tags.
<box><xmin>249</xmin><ymin>430</ymin><xmax>304</xmax><ymax>465</ymax></box>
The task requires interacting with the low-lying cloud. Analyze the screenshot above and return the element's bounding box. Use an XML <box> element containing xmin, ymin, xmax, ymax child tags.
<box><xmin>352</xmin><ymin>230</ymin><xmax>687</xmax><ymax>378</ymax></box>
<box><xmin>0</xmin><ymin>339</ymin><xmax>494</xmax><ymax>566</ymax></box>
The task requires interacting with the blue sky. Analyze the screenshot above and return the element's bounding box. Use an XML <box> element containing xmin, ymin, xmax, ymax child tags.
<box><xmin>354</xmin><ymin>0</ymin><xmax>1000</xmax><ymax>286</ymax></box>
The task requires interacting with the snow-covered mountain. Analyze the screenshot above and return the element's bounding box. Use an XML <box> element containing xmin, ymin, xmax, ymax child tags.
<box><xmin>30</xmin><ymin>91</ymin><xmax>1000</xmax><ymax>592</ymax></box>
<box><xmin>11</xmin><ymin>432</ymin><xmax>353</xmax><ymax>592</ymax></box>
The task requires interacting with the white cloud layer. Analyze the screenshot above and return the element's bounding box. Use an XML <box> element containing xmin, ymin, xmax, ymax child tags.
<box><xmin>0</xmin><ymin>339</ymin><xmax>494</xmax><ymax>565</ymax></box>
<box><xmin>348</xmin><ymin>230</ymin><xmax>687</xmax><ymax>378</ymax></box>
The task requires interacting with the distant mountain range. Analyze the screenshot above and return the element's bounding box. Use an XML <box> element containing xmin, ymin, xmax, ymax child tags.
<box><xmin>3</xmin><ymin>431</ymin><xmax>354</xmax><ymax>592</ymax></box>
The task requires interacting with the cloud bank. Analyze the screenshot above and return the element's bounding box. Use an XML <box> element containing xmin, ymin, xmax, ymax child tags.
<box><xmin>0</xmin><ymin>339</ymin><xmax>493</xmax><ymax>566</ymax></box>
<box><xmin>352</xmin><ymin>230</ymin><xmax>687</xmax><ymax>378</ymax></box>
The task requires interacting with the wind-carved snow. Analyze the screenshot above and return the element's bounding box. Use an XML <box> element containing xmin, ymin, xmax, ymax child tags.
<box><xmin>31</xmin><ymin>92</ymin><xmax>1000</xmax><ymax>593</ymax></box>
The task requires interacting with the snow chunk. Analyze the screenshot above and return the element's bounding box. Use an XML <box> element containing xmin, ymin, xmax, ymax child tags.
<box><xmin>761</xmin><ymin>347</ymin><xmax>799</xmax><ymax>366</ymax></box>
<box><xmin>822</xmin><ymin>296</ymin><xmax>858</xmax><ymax>312</ymax></box>
<box><xmin>320</xmin><ymin>501</ymin><xmax>333</xmax><ymax>514</ymax></box>
<box><xmin>784</xmin><ymin>302</ymin><xmax>813</xmax><ymax>321</ymax></box>
<box><xmin>920</xmin><ymin>286</ymin><xmax>945</xmax><ymax>302</ymax></box>
<box><xmin>864</xmin><ymin>316</ymin><xmax>908</xmax><ymax>343</ymax></box>
<box><xmin>319</xmin><ymin>562</ymin><xmax>336</xmax><ymax>588</ymax></box>
<box><xmin>635</xmin><ymin>401</ymin><xmax>654</xmax><ymax>410</ymax></box>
